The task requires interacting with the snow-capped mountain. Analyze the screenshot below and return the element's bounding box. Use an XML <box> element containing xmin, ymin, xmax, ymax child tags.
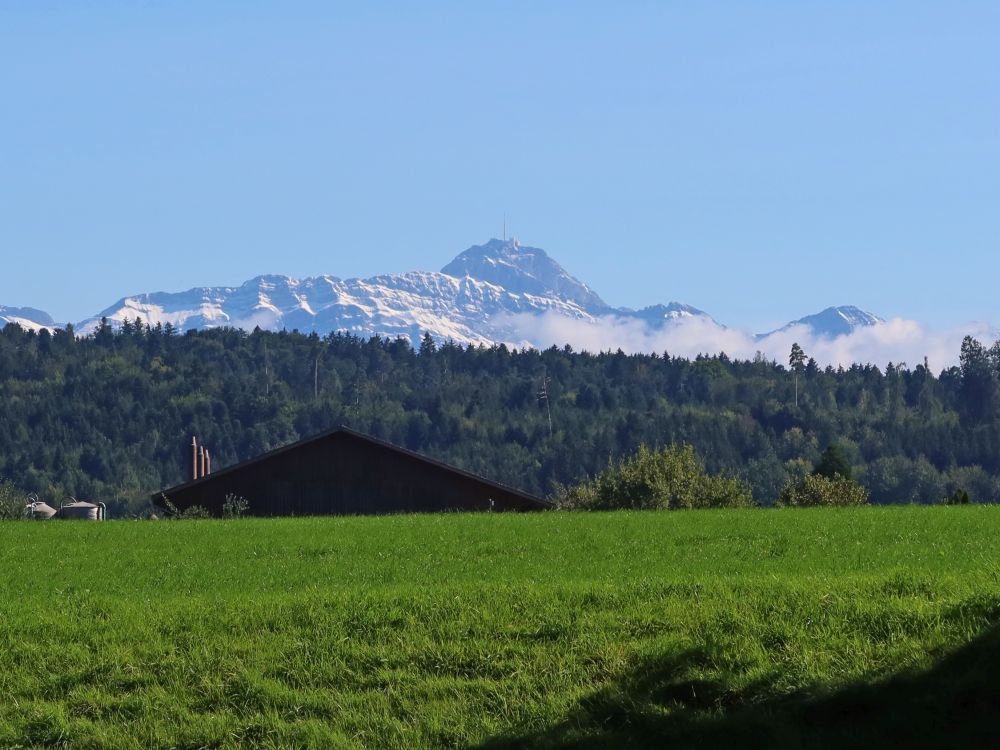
<box><xmin>0</xmin><ymin>306</ymin><xmax>58</xmax><ymax>332</ymax></box>
<box><xmin>75</xmin><ymin>239</ymin><xmax>713</xmax><ymax>346</ymax></box>
<box><xmin>441</xmin><ymin>238</ymin><xmax>609</xmax><ymax>312</ymax></box>
<box><xmin>78</xmin><ymin>271</ymin><xmax>592</xmax><ymax>347</ymax></box>
<box><xmin>8</xmin><ymin>241</ymin><xmax>882</xmax><ymax>349</ymax></box>
<box><xmin>762</xmin><ymin>305</ymin><xmax>883</xmax><ymax>340</ymax></box>
<box><xmin>625</xmin><ymin>302</ymin><xmax>714</xmax><ymax>326</ymax></box>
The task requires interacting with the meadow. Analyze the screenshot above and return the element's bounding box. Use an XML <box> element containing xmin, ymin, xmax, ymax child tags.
<box><xmin>2</xmin><ymin>507</ymin><xmax>999</xmax><ymax>749</ymax></box>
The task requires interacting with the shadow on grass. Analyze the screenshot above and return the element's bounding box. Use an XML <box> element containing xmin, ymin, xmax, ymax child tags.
<box><xmin>476</xmin><ymin>626</ymin><xmax>1000</xmax><ymax>749</ymax></box>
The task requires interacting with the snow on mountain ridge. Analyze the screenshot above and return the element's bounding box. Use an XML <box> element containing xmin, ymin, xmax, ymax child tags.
<box><xmin>12</xmin><ymin>241</ymin><xmax>880</xmax><ymax>350</ymax></box>
<box><xmin>0</xmin><ymin>305</ymin><xmax>59</xmax><ymax>332</ymax></box>
<box><xmin>625</xmin><ymin>302</ymin><xmax>718</xmax><ymax>326</ymax></box>
<box><xmin>75</xmin><ymin>263</ymin><xmax>601</xmax><ymax>347</ymax></box>
<box><xmin>64</xmin><ymin>239</ymin><xmax>737</xmax><ymax>346</ymax></box>
<box><xmin>441</xmin><ymin>238</ymin><xmax>609</xmax><ymax>312</ymax></box>
<box><xmin>761</xmin><ymin>305</ymin><xmax>884</xmax><ymax>340</ymax></box>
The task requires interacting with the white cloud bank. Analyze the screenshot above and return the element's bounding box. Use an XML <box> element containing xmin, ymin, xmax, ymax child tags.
<box><xmin>496</xmin><ymin>312</ymin><xmax>999</xmax><ymax>371</ymax></box>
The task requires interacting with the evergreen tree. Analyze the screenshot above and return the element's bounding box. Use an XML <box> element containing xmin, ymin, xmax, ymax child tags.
<box><xmin>814</xmin><ymin>444</ymin><xmax>852</xmax><ymax>480</ymax></box>
<box><xmin>419</xmin><ymin>333</ymin><xmax>437</xmax><ymax>355</ymax></box>
<box><xmin>0</xmin><ymin>324</ymin><xmax>999</xmax><ymax>513</ymax></box>
<box><xmin>789</xmin><ymin>343</ymin><xmax>807</xmax><ymax>407</ymax></box>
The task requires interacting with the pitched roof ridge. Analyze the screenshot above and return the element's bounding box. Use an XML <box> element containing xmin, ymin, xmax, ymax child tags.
<box><xmin>153</xmin><ymin>425</ymin><xmax>550</xmax><ymax>507</ymax></box>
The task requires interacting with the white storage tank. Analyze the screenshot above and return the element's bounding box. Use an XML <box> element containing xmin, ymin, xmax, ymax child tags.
<box><xmin>58</xmin><ymin>500</ymin><xmax>106</xmax><ymax>521</ymax></box>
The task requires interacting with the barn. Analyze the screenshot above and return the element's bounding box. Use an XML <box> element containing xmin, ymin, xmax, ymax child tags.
<box><xmin>152</xmin><ymin>426</ymin><xmax>549</xmax><ymax>516</ymax></box>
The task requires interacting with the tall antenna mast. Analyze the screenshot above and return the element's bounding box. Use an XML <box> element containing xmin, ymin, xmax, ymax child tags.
<box><xmin>264</xmin><ymin>340</ymin><xmax>270</xmax><ymax>397</ymax></box>
<box><xmin>537</xmin><ymin>367</ymin><xmax>553</xmax><ymax>439</ymax></box>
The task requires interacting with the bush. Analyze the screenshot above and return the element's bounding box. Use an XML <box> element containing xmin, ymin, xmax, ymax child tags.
<box><xmin>859</xmin><ymin>456</ymin><xmax>944</xmax><ymax>505</ymax></box>
<box><xmin>943</xmin><ymin>488</ymin><xmax>972</xmax><ymax>505</ymax></box>
<box><xmin>159</xmin><ymin>495</ymin><xmax>212</xmax><ymax>520</ymax></box>
<box><xmin>0</xmin><ymin>479</ymin><xmax>27</xmax><ymax>520</ymax></box>
<box><xmin>177</xmin><ymin>505</ymin><xmax>211</xmax><ymax>519</ymax></box>
<box><xmin>777</xmin><ymin>473</ymin><xmax>870</xmax><ymax>507</ymax></box>
<box><xmin>222</xmin><ymin>493</ymin><xmax>249</xmax><ymax>519</ymax></box>
<box><xmin>556</xmin><ymin>444</ymin><xmax>754</xmax><ymax>510</ymax></box>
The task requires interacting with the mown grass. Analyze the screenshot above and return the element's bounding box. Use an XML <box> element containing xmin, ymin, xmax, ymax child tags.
<box><xmin>1</xmin><ymin>507</ymin><xmax>999</xmax><ymax>749</ymax></box>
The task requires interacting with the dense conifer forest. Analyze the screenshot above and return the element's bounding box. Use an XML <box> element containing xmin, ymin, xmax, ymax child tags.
<box><xmin>2</xmin><ymin>318</ymin><xmax>1000</xmax><ymax>515</ymax></box>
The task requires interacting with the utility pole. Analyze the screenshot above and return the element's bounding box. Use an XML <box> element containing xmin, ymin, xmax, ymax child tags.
<box><xmin>789</xmin><ymin>343</ymin><xmax>806</xmax><ymax>409</ymax></box>
<box><xmin>537</xmin><ymin>368</ymin><xmax>553</xmax><ymax>438</ymax></box>
<box><xmin>263</xmin><ymin>340</ymin><xmax>271</xmax><ymax>397</ymax></box>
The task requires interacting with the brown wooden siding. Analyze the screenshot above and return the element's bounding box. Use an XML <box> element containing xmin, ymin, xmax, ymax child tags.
<box><xmin>154</xmin><ymin>429</ymin><xmax>548</xmax><ymax>516</ymax></box>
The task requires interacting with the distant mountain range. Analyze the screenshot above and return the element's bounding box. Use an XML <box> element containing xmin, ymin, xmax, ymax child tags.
<box><xmin>1</xmin><ymin>238</ymin><xmax>882</xmax><ymax>346</ymax></box>
<box><xmin>0</xmin><ymin>305</ymin><xmax>56</xmax><ymax>333</ymax></box>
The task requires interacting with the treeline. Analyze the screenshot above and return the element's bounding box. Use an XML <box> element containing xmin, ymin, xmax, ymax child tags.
<box><xmin>2</xmin><ymin>318</ymin><xmax>1000</xmax><ymax>515</ymax></box>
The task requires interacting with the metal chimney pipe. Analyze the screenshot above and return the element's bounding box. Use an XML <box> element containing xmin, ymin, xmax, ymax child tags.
<box><xmin>192</xmin><ymin>436</ymin><xmax>198</xmax><ymax>481</ymax></box>
<box><xmin>199</xmin><ymin>446</ymin><xmax>206</xmax><ymax>479</ymax></box>
<box><xmin>205</xmin><ymin>449</ymin><xmax>212</xmax><ymax>476</ymax></box>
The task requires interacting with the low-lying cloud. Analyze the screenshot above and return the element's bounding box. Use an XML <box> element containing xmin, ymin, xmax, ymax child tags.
<box><xmin>496</xmin><ymin>312</ymin><xmax>998</xmax><ymax>371</ymax></box>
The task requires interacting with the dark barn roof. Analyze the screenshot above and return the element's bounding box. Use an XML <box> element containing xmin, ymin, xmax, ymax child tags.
<box><xmin>153</xmin><ymin>426</ymin><xmax>550</xmax><ymax>516</ymax></box>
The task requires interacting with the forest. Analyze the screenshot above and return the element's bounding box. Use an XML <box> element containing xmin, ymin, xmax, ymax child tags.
<box><xmin>2</xmin><ymin>318</ymin><xmax>1000</xmax><ymax>516</ymax></box>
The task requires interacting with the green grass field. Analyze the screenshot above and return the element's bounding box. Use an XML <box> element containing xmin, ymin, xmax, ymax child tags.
<box><xmin>2</xmin><ymin>508</ymin><xmax>1000</xmax><ymax>749</ymax></box>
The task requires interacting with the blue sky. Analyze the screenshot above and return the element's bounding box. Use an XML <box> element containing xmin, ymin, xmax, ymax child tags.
<box><xmin>2</xmin><ymin>1</ymin><xmax>998</xmax><ymax>331</ymax></box>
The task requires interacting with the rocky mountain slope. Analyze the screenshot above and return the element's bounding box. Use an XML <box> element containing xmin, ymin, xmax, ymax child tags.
<box><xmin>4</xmin><ymin>239</ymin><xmax>881</xmax><ymax>346</ymax></box>
<box><xmin>0</xmin><ymin>305</ymin><xmax>57</xmax><ymax>333</ymax></box>
<box><xmin>72</xmin><ymin>238</ymin><xmax>716</xmax><ymax>346</ymax></box>
<box><xmin>760</xmin><ymin>306</ymin><xmax>884</xmax><ymax>340</ymax></box>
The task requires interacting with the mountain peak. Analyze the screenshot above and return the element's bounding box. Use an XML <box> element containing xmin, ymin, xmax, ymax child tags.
<box><xmin>441</xmin><ymin>238</ymin><xmax>607</xmax><ymax>311</ymax></box>
<box><xmin>763</xmin><ymin>305</ymin><xmax>883</xmax><ymax>339</ymax></box>
<box><xmin>0</xmin><ymin>305</ymin><xmax>57</xmax><ymax>331</ymax></box>
<box><xmin>629</xmin><ymin>302</ymin><xmax>717</xmax><ymax>327</ymax></box>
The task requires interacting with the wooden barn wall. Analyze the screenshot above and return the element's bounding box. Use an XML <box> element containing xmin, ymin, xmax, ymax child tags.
<box><xmin>164</xmin><ymin>433</ymin><xmax>542</xmax><ymax>516</ymax></box>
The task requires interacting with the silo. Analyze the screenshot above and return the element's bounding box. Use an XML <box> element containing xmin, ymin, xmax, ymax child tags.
<box><xmin>58</xmin><ymin>500</ymin><xmax>106</xmax><ymax>521</ymax></box>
